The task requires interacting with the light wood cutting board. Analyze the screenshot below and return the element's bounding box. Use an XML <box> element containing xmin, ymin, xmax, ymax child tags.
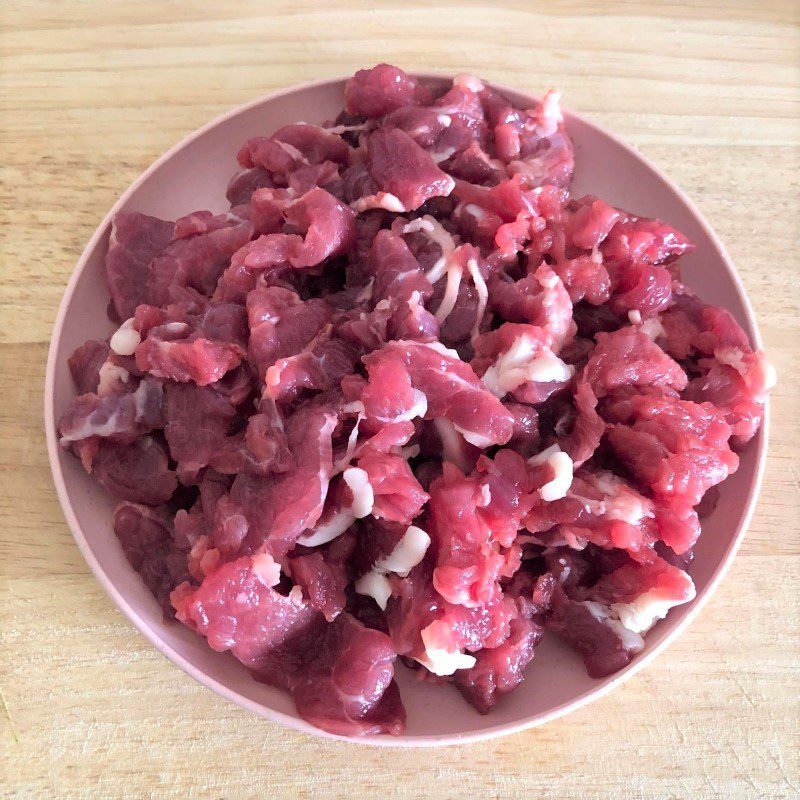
<box><xmin>1</xmin><ymin>2</ymin><xmax>798</xmax><ymax>798</ymax></box>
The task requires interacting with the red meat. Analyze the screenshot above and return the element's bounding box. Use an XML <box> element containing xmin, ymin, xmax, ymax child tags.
<box><xmin>359</xmin><ymin>127</ymin><xmax>456</xmax><ymax>212</ymax></box>
<box><xmin>289</xmin><ymin>613</ymin><xmax>405</xmax><ymax>737</ymax></box>
<box><xmin>606</xmin><ymin>394</ymin><xmax>738</xmax><ymax>505</ymax></box>
<box><xmin>68</xmin><ymin>340</ymin><xmax>112</xmax><ymax>395</ymax></box>
<box><xmin>363</xmin><ymin>341</ymin><xmax>514</xmax><ymax>447</ymax></box>
<box><xmin>148</xmin><ymin>216</ymin><xmax>253</xmax><ymax>305</ymax></box>
<box><xmin>344</xmin><ymin>64</ymin><xmax>432</xmax><ymax>118</ymax></box>
<box><xmin>357</xmin><ymin>452</ymin><xmax>429</xmax><ymax>526</ymax></box>
<box><xmin>114</xmin><ymin>503</ymin><xmax>187</xmax><ymax>612</ymax></box>
<box><xmin>584</xmin><ymin>327</ymin><xmax>687</xmax><ymax>398</ymax></box>
<box><xmin>105</xmin><ymin>212</ymin><xmax>174</xmax><ymax>319</ymax></box>
<box><xmin>58</xmin><ymin>65</ymin><xmax>775</xmax><ymax>738</ymax></box>
<box><xmin>212</xmin><ymin>404</ymin><xmax>337</xmax><ymax>558</ymax></box>
<box><xmin>94</xmin><ymin>438</ymin><xmax>177</xmax><ymax>505</ymax></box>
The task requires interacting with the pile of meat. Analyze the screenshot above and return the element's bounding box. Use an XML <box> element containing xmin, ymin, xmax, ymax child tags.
<box><xmin>58</xmin><ymin>64</ymin><xmax>775</xmax><ymax>737</ymax></box>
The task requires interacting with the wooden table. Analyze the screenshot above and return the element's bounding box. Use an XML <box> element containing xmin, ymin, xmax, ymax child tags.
<box><xmin>2</xmin><ymin>2</ymin><xmax>798</xmax><ymax>797</ymax></box>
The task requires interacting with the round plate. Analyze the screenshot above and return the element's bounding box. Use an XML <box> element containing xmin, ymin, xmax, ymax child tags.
<box><xmin>45</xmin><ymin>74</ymin><xmax>768</xmax><ymax>746</ymax></box>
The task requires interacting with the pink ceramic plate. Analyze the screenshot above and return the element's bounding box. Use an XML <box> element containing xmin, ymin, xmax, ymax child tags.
<box><xmin>45</xmin><ymin>75</ymin><xmax>769</xmax><ymax>746</ymax></box>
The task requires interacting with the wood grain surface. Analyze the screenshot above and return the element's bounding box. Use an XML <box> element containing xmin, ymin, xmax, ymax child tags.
<box><xmin>1</xmin><ymin>2</ymin><xmax>798</xmax><ymax>798</ymax></box>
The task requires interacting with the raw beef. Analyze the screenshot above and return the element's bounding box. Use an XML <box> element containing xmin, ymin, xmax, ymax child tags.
<box><xmin>356</xmin><ymin>126</ymin><xmax>456</xmax><ymax>212</ymax></box>
<box><xmin>105</xmin><ymin>212</ymin><xmax>174</xmax><ymax>319</ymax></box>
<box><xmin>58</xmin><ymin>65</ymin><xmax>774</xmax><ymax>737</ymax></box>
<box><xmin>113</xmin><ymin>503</ymin><xmax>188</xmax><ymax>612</ymax></box>
<box><xmin>344</xmin><ymin>63</ymin><xmax>432</xmax><ymax>118</ymax></box>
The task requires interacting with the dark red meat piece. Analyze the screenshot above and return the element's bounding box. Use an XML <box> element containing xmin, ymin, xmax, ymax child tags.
<box><xmin>367</xmin><ymin>229</ymin><xmax>433</xmax><ymax>304</ymax></box>
<box><xmin>148</xmin><ymin>216</ymin><xmax>253</xmax><ymax>305</ymax></box>
<box><xmin>236</xmin><ymin>402</ymin><xmax>292</xmax><ymax>475</ymax></box>
<box><xmin>685</xmin><ymin>362</ymin><xmax>769</xmax><ymax>447</ymax></box>
<box><xmin>681</xmin><ymin>305</ymin><xmax>773</xmax><ymax>446</ymax></box>
<box><xmin>427</xmin><ymin>460</ymin><xmax>528</xmax><ymax>608</ymax></box>
<box><xmin>283</xmin><ymin>187</ymin><xmax>357</xmax><ymax>267</ymax></box>
<box><xmin>94</xmin><ymin>438</ymin><xmax>176</xmax><ymax>505</ymax></box>
<box><xmin>265</xmin><ymin>326</ymin><xmax>359</xmax><ymax>404</ymax></box>
<box><xmin>246</xmin><ymin>286</ymin><xmax>332</xmax><ymax>383</ymax></box>
<box><xmin>289</xmin><ymin>613</ymin><xmax>405</xmax><ymax>737</ymax></box>
<box><xmin>455</xmin><ymin>614</ymin><xmax>543</xmax><ymax>713</ymax></box>
<box><xmin>105</xmin><ymin>212</ymin><xmax>174</xmax><ymax>320</ymax></box>
<box><xmin>610</xmin><ymin>263</ymin><xmax>673</xmax><ymax>318</ymax></box>
<box><xmin>360</xmin><ymin>351</ymin><xmax>419</xmax><ymax>425</ymax></box>
<box><xmin>653</xmin><ymin>495</ymin><xmax>701</xmax><ymax>555</ymax></box>
<box><xmin>163</xmin><ymin>382</ymin><xmax>236</xmax><ymax>483</ymax></box>
<box><xmin>214</xmin><ymin>191</ymin><xmax>354</xmax><ymax>303</ymax></box>
<box><xmin>590</xmin><ymin>557</ymin><xmax>695</xmax><ymax>608</ymax></box>
<box><xmin>226</xmin><ymin>167</ymin><xmax>276</xmax><ymax>206</ymax></box>
<box><xmin>361</xmin><ymin>127</ymin><xmax>456</xmax><ymax>212</ymax></box>
<box><xmin>237</xmin><ymin>137</ymin><xmax>299</xmax><ymax>174</ymax></box>
<box><xmin>173</xmin><ymin>470</ymin><xmax>230</xmax><ymax>552</ymax></box>
<box><xmin>68</xmin><ymin>340</ymin><xmax>111</xmax><ymax>395</ymax></box>
<box><xmin>114</xmin><ymin>503</ymin><xmax>188</xmax><ymax>613</ymax></box>
<box><xmin>288</xmin><ymin>161</ymin><xmax>344</xmax><ymax>198</ymax></box>
<box><xmin>288</xmin><ymin>532</ymin><xmax>355</xmax><ymax>622</ymax></box>
<box><xmin>546</xmin><ymin>586</ymin><xmax>643</xmax><ymax>678</ymax></box>
<box><xmin>136</xmin><ymin>335</ymin><xmax>244</xmax><ymax>385</ymax></box>
<box><xmin>212</xmin><ymin>404</ymin><xmax>337</xmax><ymax>558</ymax></box>
<box><xmin>488</xmin><ymin>264</ymin><xmax>575</xmax><ymax>349</ymax></box>
<box><xmin>556</xmin><ymin>378</ymin><xmax>604</xmax><ymax>466</ymax></box>
<box><xmin>451</xmin><ymin>173</ymin><xmax>543</xmax><ymax>223</ymax></box>
<box><xmin>601</xmin><ymin>214</ymin><xmax>694</xmax><ymax>269</ymax></box>
<box><xmin>552</xmin><ymin>255</ymin><xmax>612</xmax><ymax>306</ymax></box>
<box><xmin>475</xmin><ymin>449</ymin><xmax>538</xmax><ymax>546</ymax></box>
<box><xmin>504</xmin><ymin>402</ymin><xmax>541</xmax><ymax>457</ymax></box>
<box><xmin>272</xmin><ymin>124</ymin><xmax>351</xmax><ymax>165</ymax></box>
<box><xmin>248</xmin><ymin>187</ymin><xmax>357</xmax><ymax>268</ymax></box>
<box><xmin>567</xmin><ymin>197</ymin><xmax>622</xmax><ymax>251</ymax></box>
<box><xmin>345</xmin><ymin>64</ymin><xmax>432</xmax><ymax>118</ymax></box>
